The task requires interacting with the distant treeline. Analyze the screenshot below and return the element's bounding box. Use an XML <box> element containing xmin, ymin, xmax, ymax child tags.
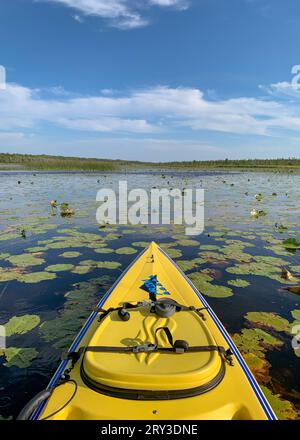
<box><xmin>0</xmin><ymin>153</ymin><xmax>118</xmax><ymax>171</ymax></box>
<box><xmin>156</xmin><ymin>158</ymin><xmax>300</xmax><ymax>169</ymax></box>
<box><xmin>1</xmin><ymin>153</ymin><xmax>300</xmax><ymax>170</ymax></box>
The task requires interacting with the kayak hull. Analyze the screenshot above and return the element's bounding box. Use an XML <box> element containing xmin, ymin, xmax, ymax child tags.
<box><xmin>33</xmin><ymin>242</ymin><xmax>276</xmax><ymax>420</ymax></box>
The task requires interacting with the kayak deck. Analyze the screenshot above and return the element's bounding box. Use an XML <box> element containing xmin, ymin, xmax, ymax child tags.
<box><xmin>38</xmin><ymin>242</ymin><xmax>276</xmax><ymax>420</ymax></box>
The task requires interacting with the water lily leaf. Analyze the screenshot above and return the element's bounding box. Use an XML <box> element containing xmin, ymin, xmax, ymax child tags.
<box><xmin>115</xmin><ymin>247</ymin><xmax>137</xmax><ymax>255</ymax></box>
<box><xmin>290</xmin><ymin>265</ymin><xmax>300</xmax><ymax>274</ymax></box>
<box><xmin>161</xmin><ymin>247</ymin><xmax>182</xmax><ymax>259</ymax></box>
<box><xmin>94</xmin><ymin>247</ymin><xmax>115</xmax><ymax>254</ymax></box>
<box><xmin>6</xmin><ymin>253</ymin><xmax>45</xmax><ymax>267</ymax></box>
<box><xmin>77</xmin><ymin>260</ymin><xmax>122</xmax><ymax>270</ymax></box>
<box><xmin>243</xmin><ymin>353</ymin><xmax>271</xmax><ymax>384</ymax></box>
<box><xmin>45</xmin><ymin>264</ymin><xmax>74</xmax><ymax>272</ymax></box>
<box><xmin>227</xmin><ymin>279</ymin><xmax>250</xmax><ymax>288</ymax></box>
<box><xmin>291</xmin><ymin>310</ymin><xmax>300</xmax><ymax>322</ymax></box>
<box><xmin>177</xmin><ymin>258</ymin><xmax>205</xmax><ymax>272</ymax></box>
<box><xmin>4</xmin><ymin>314</ymin><xmax>40</xmax><ymax>337</ymax></box>
<box><xmin>2</xmin><ymin>347</ymin><xmax>38</xmax><ymax>368</ymax></box>
<box><xmin>245</xmin><ymin>312</ymin><xmax>290</xmax><ymax>333</ymax></box>
<box><xmin>232</xmin><ymin>328</ymin><xmax>283</xmax><ymax>359</ymax></box>
<box><xmin>18</xmin><ymin>271</ymin><xmax>57</xmax><ymax>283</ymax></box>
<box><xmin>200</xmin><ymin>245</ymin><xmax>219</xmax><ymax>251</ymax></box>
<box><xmin>283</xmin><ymin>238</ymin><xmax>300</xmax><ymax>250</ymax></box>
<box><xmin>59</xmin><ymin>251</ymin><xmax>82</xmax><ymax>258</ymax></box>
<box><xmin>188</xmin><ymin>272</ymin><xmax>233</xmax><ymax>298</ymax></box>
<box><xmin>261</xmin><ymin>386</ymin><xmax>299</xmax><ymax>420</ymax></box>
<box><xmin>175</xmin><ymin>239</ymin><xmax>199</xmax><ymax>247</ymax></box>
<box><xmin>0</xmin><ymin>253</ymin><xmax>10</xmax><ymax>260</ymax></box>
<box><xmin>40</xmin><ymin>276</ymin><xmax>114</xmax><ymax>349</ymax></box>
<box><xmin>132</xmin><ymin>241</ymin><xmax>150</xmax><ymax>248</ymax></box>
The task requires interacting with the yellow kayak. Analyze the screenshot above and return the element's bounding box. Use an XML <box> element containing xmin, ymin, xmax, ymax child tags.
<box><xmin>20</xmin><ymin>242</ymin><xmax>276</xmax><ymax>420</ymax></box>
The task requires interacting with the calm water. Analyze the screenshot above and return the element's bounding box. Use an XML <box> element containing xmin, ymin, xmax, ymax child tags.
<box><xmin>0</xmin><ymin>169</ymin><xmax>300</xmax><ymax>420</ymax></box>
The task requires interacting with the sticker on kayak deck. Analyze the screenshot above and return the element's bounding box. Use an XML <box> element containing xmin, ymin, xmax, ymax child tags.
<box><xmin>141</xmin><ymin>275</ymin><xmax>171</xmax><ymax>297</ymax></box>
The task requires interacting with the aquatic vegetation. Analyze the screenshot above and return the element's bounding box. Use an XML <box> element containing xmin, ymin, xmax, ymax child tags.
<box><xmin>243</xmin><ymin>353</ymin><xmax>271</xmax><ymax>384</ymax></box>
<box><xmin>60</xmin><ymin>202</ymin><xmax>74</xmax><ymax>217</ymax></box>
<box><xmin>198</xmin><ymin>251</ymin><xmax>228</xmax><ymax>264</ymax></box>
<box><xmin>274</xmin><ymin>223</ymin><xmax>288</xmax><ymax>233</ymax></box>
<box><xmin>132</xmin><ymin>241</ymin><xmax>151</xmax><ymax>248</ymax></box>
<box><xmin>261</xmin><ymin>386</ymin><xmax>299</xmax><ymax>420</ymax></box>
<box><xmin>176</xmin><ymin>258</ymin><xmax>205</xmax><ymax>272</ymax></box>
<box><xmin>74</xmin><ymin>260</ymin><xmax>122</xmax><ymax>272</ymax></box>
<box><xmin>94</xmin><ymin>248</ymin><xmax>115</xmax><ymax>254</ymax></box>
<box><xmin>0</xmin><ymin>253</ymin><xmax>10</xmax><ymax>260</ymax></box>
<box><xmin>115</xmin><ymin>247</ymin><xmax>137</xmax><ymax>255</ymax></box>
<box><xmin>232</xmin><ymin>328</ymin><xmax>283</xmax><ymax>359</ymax></box>
<box><xmin>160</xmin><ymin>247</ymin><xmax>182</xmax><ymax>259</ymax></box>
<box><xmin>40</xmin><ymin>276</ymin><xmax>114</xmax><ymax>349</ymax></box>
<box><xmin>283</xmin><ymin>238</ymin><xmax>300</xmax><ymax>251</ymax></box>
<box><xmin>226</xmin><ymin>262</ymin><xmax>295</xmax><ymax>284</ymax></box>
<box><xmin>4</xmin><ymin>315</ymin><xmax>40</xmax><ymax>337</ymax></box>
<box><xmin>175</xmin><ymin>238</ymin><xmax>199</xmax><ymax>247</ymax></box>
<box><xmin>2</xmin><ymin>347</ymin><xmax>38</xmax><ymax>368</ymax></box>
<box><xmin>227</xmin><ymin>279</ymin><xmax>250</xmax><ymax>288</ymax></box>
<box><xmin>188</xmin><ymin>272</ymin><xmax>233</xmax><ymax>298</ymax></box>
<box><xmin>45</xmin><ymin>264</ymin><xmax>75</xmax><ymax>272</ymax></box>
<box><xmin>245</xmin><ymin>312</ymin><xmax>290</xmax><ymax>333</ymax></box>
<box><xmin>251</xmin><ymin>209</ymin><xmax>267</xmax><ymax>218</ymax></box>
<box><xmin>5</xmin><ymin>253</ymin><xmax>45</xmax><ymax>267</ymax></box>
<box><xmin>199</xmin><ymin>245</ymin><xmax>219</xmax><ymax>251</ymax></box>
<box><xmin>59</xmin><ymin>251</ymin><xmax>82</xmax><ymax>258</ymax></box>
<box><xmin>18</xmin><ymin>271</ymin><xmax>57</xmax><ymax>284</ymax></box>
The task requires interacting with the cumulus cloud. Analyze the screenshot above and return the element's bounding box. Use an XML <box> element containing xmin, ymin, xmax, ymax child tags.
<box><xmin>40</xmin><ymin>0</ymin><xmax>190</xmax><ymax>29</ymax></box>
<box><xmin>2</xmin><ymin>82</ymin><xmax>300</xmax><ymax>138</ymax></box>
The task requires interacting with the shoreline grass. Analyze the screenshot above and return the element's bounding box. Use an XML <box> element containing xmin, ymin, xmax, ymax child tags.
<box><xmin>1</xmin><ymin>153</ymin><xmax>300</xmax><ymax>171</ymax></box>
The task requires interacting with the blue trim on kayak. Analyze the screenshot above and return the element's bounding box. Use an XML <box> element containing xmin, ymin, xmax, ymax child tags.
<box><xmin>32</xmin><ymin>247</ymin><xmax>148</xmax><ymax>420</ymax></box>
<box><xmin>158</xmin><ymin>246</ymin><xmax>277</xmax><ymax>421</ymax></box>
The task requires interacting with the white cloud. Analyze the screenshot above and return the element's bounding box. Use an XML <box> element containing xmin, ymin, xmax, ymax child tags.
<box><xmin>149</xmin><ymin>0</ymin><xmax>189</xmax><ymax>9</ymax></box>
<box><xmin>2</xmin><ymin>82</ymin><xmax>300</xmax><ymax>139</ymax></box>
<box><xmin>40</xmin><ymin>0</ymin><xmax>190</xmax><ymax>29</ymax></box>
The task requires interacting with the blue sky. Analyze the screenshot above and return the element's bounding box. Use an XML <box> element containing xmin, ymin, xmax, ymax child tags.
<box><xmin>1</xmin><ymin>0</ymin><xmax>300</xmax><ymax>161</ymax></box>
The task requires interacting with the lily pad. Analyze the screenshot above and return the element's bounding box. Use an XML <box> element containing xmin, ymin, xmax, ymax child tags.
<box><xmin>132</xmin><ymin>241</ymin><xmax>150</xmax><ymax>248</ymax></box>
<box><xmin>227</xmin><ymin>279</ymin><xmax>250</xmax><ymax>288</ymax></box>
<box><xmin>59</xmin><ymin>251</ymin><xmax>82</xmax><ymax>258</ymax></box>
<box><xmin>4</xmin><ymin>314</ymin><xmax>40</xmax><ymax>337</ymax></box>
<box><xmin>115</xmin><ymin>247</ymin><xmax>137</xmax><ymax>255</ymax></box>
<box><xmin>45</xmin><ymin>264</ymin><xmax>74</xmax><ymax>272</ymax></box>
<box><xmin>282</xmin><ymin>238</ymin><xmax>300</xmax><ymax>251</ymax></box>
<box><xmin>40</xmin><ymin>276</ymin><xmax>114</xmax><ymax>349</ymax></box>
<box><xmin>245</xmin><ymin>312</ymin><xmax>290</xmax><ymax>333</ymax></box>
<box><xmin>18</xmin><ymin>271</ymin><xmax>57</xmax><ymax>283</ymax></box>
<box><xmin>232</xmin><ymin>328</ymin><xmax>283</xmax><ymax>359</ymax></box>
<box><xmin>94</xmin><ymin>248</ymin><xmax>115</xmax><ymax>254</ymax></box>
<box><xmin>176</xmin><ymin>258</ymin><xmax>205</xmax><ymax>272</ymax></box>
<box><xmin>5</xmin><ymin>253</ymin><xmax>45</xmax><ymax>267</ymax></box>
<box><xmin>243</xmin><ymin>353</ymin><xmax>271</xmax><ymax>384</ymax></box>
<box><xmin>188</xmin><ymin>272</ymin><xmax>233</xmax><ymax>298</ymax></box>
<box><xmin>261</xmin><ymin>386</ymin><xmax>299</xmax><ymax>420</ymax></box>
<box><xmin>2</xmin><ymin>347</ymin><xmax>38</xmax><ymax>368</ymax></box>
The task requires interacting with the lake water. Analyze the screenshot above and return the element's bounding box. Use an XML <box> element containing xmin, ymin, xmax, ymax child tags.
<box><xmin>0</xmin><ymin>169</ymin><xmax>300</xmax><ymax>420</ymax></box>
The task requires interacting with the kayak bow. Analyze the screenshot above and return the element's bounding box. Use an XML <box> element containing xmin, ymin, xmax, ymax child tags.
<box><xmin>26</xmin><ymin>242</ymin><xmax>276</xmax><ymax>420</ymax></box>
